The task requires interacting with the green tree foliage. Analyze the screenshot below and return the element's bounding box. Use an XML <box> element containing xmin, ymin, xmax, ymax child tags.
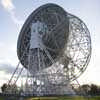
<box><xmin>80</xmin><ymin>84</ymin><xmax>90</xmax><ymax>95</ymax></box>
<box><xmin>89</xmin><ymin>84</ymin><xmax>100</xmax><ymax>96</ymax></box>
<box><xmin>76</xmin><ymin>84</ymin><xmax>100</xmax><ymax>96</ymax></box>
<box><xmin>1</xmin><ymin>83</ymin><xmax>8</xmax><ymax>93</ymax></box>
<box><xmin>1</xmin><ymin>83</ymin><xmax>18</xmax><ymax>94</ymax></box>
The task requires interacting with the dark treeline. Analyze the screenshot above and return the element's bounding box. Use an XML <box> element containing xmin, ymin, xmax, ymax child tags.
<box><xmin>74</xmin><ymin>84</ymin><xmax>100</xmax><ymax>96</ymax></box>
<box><xmin>1</xmin><ymin>83</ymin><xmax>100</xmax><ymax>96</ymax></box>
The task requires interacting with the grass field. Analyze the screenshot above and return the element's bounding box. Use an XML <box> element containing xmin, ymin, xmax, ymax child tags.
<box><xmin>25</xmin><ymin>96</ymin><xmax>100</xmax><ymax>100</ymax></box>
<box><xmin>0</xmin><ymin>96</ymin><xmax>100</xmax><ymax>100</ymax></box>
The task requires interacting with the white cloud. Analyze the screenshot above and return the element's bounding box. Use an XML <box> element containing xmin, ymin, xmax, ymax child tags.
<box><xmin>0</xmin><ymin>0</ymin><xmax>24</xmax><ymax>28</ymax></box>
<box><xmin>10</xmin><ymin>11</ymin><xmax>24</xmax><ymax>28</ymax></box>
<box><xmin>0</xmin><ymin>63</ymin><xmax>15</xmax><ymax>74</ymax></box>
<box><xmin>1</xmin><ymin>0</ymin><xmax>15</xmax><ymax>11</ymax></box>
<box><xmin>0</xmin><ymin>42</ymin><xmax>4</xmax><ymax>47</ymax></box>
<box><xmin>0</xmin><ymin>42</ymin><xmax>18</xmax><ymax>66</ymax></box>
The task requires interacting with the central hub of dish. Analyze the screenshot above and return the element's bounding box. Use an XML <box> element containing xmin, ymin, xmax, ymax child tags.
<box><xmin>30</xmin><ymin>21</ymin><xmax>46</xmax><ymax>50</ymax></box>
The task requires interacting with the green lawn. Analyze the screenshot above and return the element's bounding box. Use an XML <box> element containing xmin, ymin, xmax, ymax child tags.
<box><xmin>0</xmin><ymin>96</ymin><xmax>100</xmax><ymax>100</ymax></box>
<box><xmin>25</xmin><ymin>96</ymin><xmax>100</xmax><ymax>100</ymax></box>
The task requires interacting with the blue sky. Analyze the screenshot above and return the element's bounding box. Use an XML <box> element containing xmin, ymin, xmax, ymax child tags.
<box><xmin>0</xmin><ymin>0</ymin><xmax>100</xmax><ymax>86</ymax></box>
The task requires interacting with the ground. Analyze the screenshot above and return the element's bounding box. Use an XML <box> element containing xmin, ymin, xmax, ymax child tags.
<box><xmin>25</xmin><ymin>96</ymin><xmax>100</xmax><ymax>100</ymax></box>
<box><xmin>0</xmin><ymin>96</ymin><xmax>100</xmax><ymax>100</ymax></box>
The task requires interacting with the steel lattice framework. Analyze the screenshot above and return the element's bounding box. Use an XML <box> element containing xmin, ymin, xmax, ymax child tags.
<box><xmin>8</xmin><ymin>3</ymin><xmax>91</xmax><ymax>96</ymax></box>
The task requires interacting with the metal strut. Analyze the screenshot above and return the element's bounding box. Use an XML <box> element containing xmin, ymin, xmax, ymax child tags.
<box><xmin>8</xmin><ymin>61</ymin><xmax>20</xmax><ymax>85</ymax></box>
<box><xmin>14</xmin><ymin>67</ymin><xmax>24</xmax><ymax>84</ymax></box>
<box><xmin>8</xmin><ymin>43</ymin><xmax>30</xmax><ymax>85</ymax></box>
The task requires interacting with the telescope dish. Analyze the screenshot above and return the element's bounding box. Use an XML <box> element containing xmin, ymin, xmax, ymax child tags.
<box><xmin>17</xmin><ymin>3</ymin><xmax>91</xmax><ymax>83</ymax></box>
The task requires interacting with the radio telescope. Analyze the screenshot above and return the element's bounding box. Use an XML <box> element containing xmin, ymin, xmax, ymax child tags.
<box><xmin>9</xmin><ymin>3</ymin><xmax>91</xmax><ymax>96</ymax></box>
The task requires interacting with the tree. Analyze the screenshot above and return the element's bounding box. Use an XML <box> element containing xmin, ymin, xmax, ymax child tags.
<box><xmin>1</xmin><ymin>83</ymin><xmax>8</xmax><ymax>93</ymax></box>
<box><xmin>78</xmin><ymin>84</ymin><xmax>90</xmax><ymax>95</ymax></box>
<box><xmin>89</xmin><ymin>84</ymin><xmax>98</xmax><ymax>96</ymax></box>
<box><xmin>1</xmin><ymin>83</ymin><xmax>18</xmax><ymax>94</ymax></box>
<box><xmin>74</xmin><ymin>84</ymin><xmax>100</xmax><ymax>96</ymax></box>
